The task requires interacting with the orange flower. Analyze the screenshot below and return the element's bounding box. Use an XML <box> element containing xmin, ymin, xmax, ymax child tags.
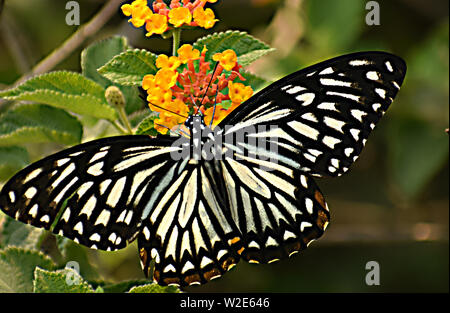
<box><xmin>145</xmin><ymin>13</ymin><xmax>168</xmax><ymax>36</ymax></box>
<box><xmin>228</xmin><ymin>81</ymin><xmax>253</xmax><ymax>105</ymax></box>
<box><xmin>168</xmin><ymin>7</ymin><xmax>192</xmax><ymax>27</ymax></box>
<box><xmin>193</xmin><ymin>7</ymin><xmax>218</xmax><ymax>29</ymax></box>
<box><xmin>177</xmin><ymin>44</ymin><xmax>201</xmax><ymax>63</ymax></box>
<box><xmin>213</xmin><ymin>50</ymin><xmax>238</xmax><ymax>71</ymax></box>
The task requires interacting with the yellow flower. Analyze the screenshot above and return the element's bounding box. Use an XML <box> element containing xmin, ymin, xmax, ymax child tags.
<box><xmin>213</xmin><ymin>50</ymin><xmax>238</xmax><ymax>71</ymax></box>
<box><xmin>193</xmin><ymin>7</ymin><xmax>218</xmax><ymax>29</ymax></box>
<box><xmin>203</xmin><ymin>105</ymin><xmax>228</xmax><ymax>127</ymax></box>
<box><xmin>154</xmin><ymin>99</ymin><xmax>189</xmax><ymax>135</ymax></box>
<box><xmin>228</xmin><ymin>81</ymin><xmax>253</xmax><ymax>105</ymax></box>
<box><xmin>145</xmin><ymin>13</ymin><xmax>168</xmax><ymax>36</ymax></box>
<box><xmin>177</xmin><ymin>44</ymin><xmax>201</xmax><ymax>63</ymax></box>
<box><xmin>148</xmin><ymin>88</ymin><xmax>173</xmax><ymax>108</ymax></box>
<box><xmin>124</xmin><ymin>2</ymin><xmax>152</xmax><ymax>28</ymax></box>
<box><xmin>156</xmin><ymin>54</ymin><xmax>181</xmax><ymax>71</ymax></box>
<box><xmin>121</xmin><ymin>0</ymin><xmax>147</xmax><ymax>16</ymax></box>
<box><xmin>142</xmin><ymin>74</ymin><xmax>157</xmax><ymax>91</ymax></box>
<box><xmin>154</xmin><ymin>112</ymin><xmax>176</xmax><ymax>135</ymax></box>
<box><xmin>168</xmin><ymin>98</ymin><xmax>189</xmax><ymax>123</ymax></box>
<box><xmin>168</xmin><ymin>7</ymin><xmax>192</xmax><ymax>28</ymax></box>
<box><xmin>155</xmin><ymin>68</ymin><xmax>179</xmax><ymax>90</ymax></box>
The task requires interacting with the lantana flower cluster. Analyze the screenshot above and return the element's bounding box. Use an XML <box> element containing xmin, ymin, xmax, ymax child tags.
<box><xmin>121</xmin><ymin>0</ymin><xmax>219</xmax><ymax>37</ymax></box>
<box><xmin>142</xmin><ymin>44</ymin><xmax>253</xmax><ymax>134</ymax></box>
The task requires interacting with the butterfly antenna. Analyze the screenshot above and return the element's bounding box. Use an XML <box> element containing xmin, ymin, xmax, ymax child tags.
<box><xmin>209</xmin><ymin>86</ymin><xmax>220</xmax><ymax>128</ymax></box>
<box><xmin>190</xmin><ymin>95</ymin><xmax>202</xmax><ymax>115</ymax></box>
<box><xmin>200</xmin><ymin>61</ymin><xmax>219</xmax><ymax>108</ymax></box>
<box><xmin>149</xmin><ymin>102</ymin><xmax>188</xmax><ymax>119</ymax></box>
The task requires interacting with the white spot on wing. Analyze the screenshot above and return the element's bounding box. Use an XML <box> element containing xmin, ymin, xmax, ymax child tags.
<box><xmin>319</xmin><ymin>67</ymin><xmax>334</xmax><ymax>75</ymax></box>
<box><xmin>28</xmin><ymin>204</ymin><xmax>38</xmax><ymax>218</ymax></box>
<box><xmin>351</xmin><ymin>109</ymin><xmax>367</xmax><ymax>122</ymax></box>
<box><xmin>320</xmin><ymin>78</ymin><xmax>351</xmax><ymax>87</ymax></box>
<box><xmin>95</xmin><ymin>210</ymin><xmax>111</xmax><ymax>226</ymax></box>
<box><xmin>295</xmin><ymin>93</ymin><xmax>316</xmax><ymax>106</ymax></box>
<box><xmin>327</xmin><ymin>91</ymin><xmax>360</xmax><ymax>102</ymax></box>
<box><xmin>366</xmin><ymin>71</ymin><xmax>380</xmax><ymax>80</ymax></box>
<box><xmin>349</xmin><ymin>59</ymin><xmax>371</xmax><ymax>66</ymax></box>
<box><xmin>372</xmin><ymin>103</ymin><xmax>382</xmax><ymax>112</ymax></box>
<box><xmin>350</xmin><ymin>128</ymin><xmax>361</xmax><ymax>141</ymax></box>
<box><xmin>25</xmin><ymin>187</ymin><xmax>37</xmax><ymax>199</ymax></box>
<box><xmin>317</xmin><ymin>102</ymin><xmax>338</xmax><ymax>111</ymax></box>
<box><xmin>305</xmin><ymin>198</ymin><xmax>314</xmax><ymax>214</ymax></box>
<box><xmin>324</xmin><ymin>116</ymin><xmax>346</xmax><ymax>133</ymax></box>
<box><xmin>375</xmin><ymin>88</ymin><xmax>387</xmax><ymax>99</ymax></box>
<box><xmin>56</xmin><ymin>158</ymin><xmax>70</xmax><ymax>167</ymax></box>
<box><xmin>286</xmin><ymin>86</ymin><xmax>307</xmax><ymax>94</ymax></box>
<box><xmin>288</xmin><ymin>121</ymin><xmax>319</xmax><ymax>140</ymax></box>
<box><xmin>322</xmin><ymin>136</ymin><xmax>341</xmax><ymax>149</ymax></box>
<box><xmin>385</xmin><ymin>61</ymin><xmax>394</xmax><ymax>72</ymax></box>
<box><xmin>89</xmin><ymin>151</ymin><xmax>108</xmax><ymax>164</ymax></box>
<box><xmin>300</xmin><ymin>221</ymin><xmax>313</xmax><ymax>232</ymax></box>
<box><xmin>23</xmin><ymin>168</ymin><xmax>43</xmax><ymax>184</ymax></box>
<box><xmin>301</xmin><ymin>112</ymin><xmax>318</xmax><ymax>123</ymax></box>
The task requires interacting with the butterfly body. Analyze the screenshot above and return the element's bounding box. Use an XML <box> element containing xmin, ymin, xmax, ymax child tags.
<box><xmin>0</xmin><ymin>52</ymin><xmax>406</xmax><ymax>286</ymax></box>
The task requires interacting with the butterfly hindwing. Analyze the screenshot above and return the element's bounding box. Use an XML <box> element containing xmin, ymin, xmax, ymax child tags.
<box><xmin>137</xmin><ymin>161</ymin><xmax>243</xmax><ymax>286</ymax></box>
<box><xmin>218</xmin><ymin>155</ymin><xmax>330</xmax><ymax>264</ymax></box>
<box><xmin>219</xmin><ymin>51</ymin><xmax>406</xmax><ymax>177</ymax></box>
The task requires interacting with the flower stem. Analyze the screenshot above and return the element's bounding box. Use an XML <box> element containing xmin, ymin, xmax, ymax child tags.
<box><xmin>118</xmin><ymin>106</ymin><xmax>133</xmax><ymax>134</ymax></box>
<box><xmin>172</xmin><ymin>28</ymin><xmax>181</xmax><ymax>56</ymax></box>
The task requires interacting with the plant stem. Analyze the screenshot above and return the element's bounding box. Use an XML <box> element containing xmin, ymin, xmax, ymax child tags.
<box><xmin>172</xmin><ymin>28</ymin><xmax>181</xmax><ymax>56</ymax></box>
<box><xmin>19</xmin><ymin>0</ymin><xmax>122</xmax><ymax>84</ymax></box>
<box><xmin>118</xmin><ymin>106</ymin><xmax>133</xmax><ymax>134</ymax></box>
<box><xmin>111</xmin><ymin>120</ymin><xmax>128</xmax><ymax>134</ymax></box>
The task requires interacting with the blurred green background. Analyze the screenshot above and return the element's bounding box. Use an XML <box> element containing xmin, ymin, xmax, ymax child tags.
<box><xmin>0</xmin><ymin>0</ymin><xmax>448</xmax><ymax>292</ymax></box>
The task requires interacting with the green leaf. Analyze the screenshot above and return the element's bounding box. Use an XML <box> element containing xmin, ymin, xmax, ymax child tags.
<box><xmin>129</xmin><ymin>109</ymin><xmax>152</xmax><ymax>128</ymax></box>
<box><xmin>238</xmin><ymin>71</ymin><xmax>268</xmax><ymax>92</ymax></box>
<box><xmin>1</xmin><ymin>217</ymin><xmax>44</xmax><ymax>250</ymax></box>
<box><xmin>98</xmin><ymin>49</ymin><xmax>159</xmax><ymax>86</ymax></box>
<box><xmin>0</xmin><ymin>71</ymin><xmax>117</xmax><ymax>121</ymax></box>
<box><xmin>62</xmin><ymin>241</ymin><xmax>100</xmax><ymax>282</ymax></box>
<box><xmin>193</xmin><ymin>30</ymin><xmax>275</xmax><ymax>67</ymax></box>
<box><xmin>135</xmin><ymin>114</ymin><xmax>158</xmax><ymax>136</ymax></box>
<box><xmin>33</xmin><ymin>267</ymin><xmax>95</xmax><ymax>293</ymax></box>
<box><xmin>81</xmin><ymin>36</ymin><xmax>129</xmax><ymax>87</ymax></box>
<box><xmin>0</xmin><ymin>103</ymin><xmax>83</xmax><ymax>146</ymax></box>
<box><xmin>100</xmin><ymin>279</ymin><xmax>151</xmax><ymax>293</ymax></box>
<box><xmin>82</xmin><ymin>36</ymin><xmax>143</xmax><ymax>115</ymax></box>
<box><xmin>388</xmin><ymin>117</ymin><xmax>449</xmax><ymax>200</ymax></box>
<box><xmin>0</xmin><ymin>247</ymin><xmax>54</xmax><ymax>292</ymax></box>
<box><xmin>128</xmin><ymin>283</ymin><xmax>180</xmax><ymax>293</ymax></box>
<box><xmin>0</xmin><ymin>146</ymin><xmax>29</xmax><ymax>181</ymax></box>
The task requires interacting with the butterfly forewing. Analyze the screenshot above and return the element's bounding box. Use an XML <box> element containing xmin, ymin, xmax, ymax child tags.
<box><xmin>219</xmin><ymin>52</ymin><xmax>406</xmax><ymax>177</ymax></box>
<box><xmin>0</xmin><ymin>136</ymin><xmax>181</xmax><ymax>250</ymax></box>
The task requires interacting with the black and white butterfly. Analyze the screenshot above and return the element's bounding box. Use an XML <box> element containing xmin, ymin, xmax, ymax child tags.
<box><xmin>0</xmin><ymin>52</ymin><xmax>406</xmax><ymax>286</ymax></box>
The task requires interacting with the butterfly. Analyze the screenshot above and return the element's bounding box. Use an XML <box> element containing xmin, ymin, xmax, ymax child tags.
<box><xmin>0</xmin><ymin>52</ymin><xmax>406</xmax><ymax>287</ymax></box>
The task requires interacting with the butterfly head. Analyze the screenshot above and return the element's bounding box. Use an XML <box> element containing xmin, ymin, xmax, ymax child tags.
<box><xmin>184</xmin><ymin>114</ymin><xmax>206</xmax><ymax>132</ymax></box>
